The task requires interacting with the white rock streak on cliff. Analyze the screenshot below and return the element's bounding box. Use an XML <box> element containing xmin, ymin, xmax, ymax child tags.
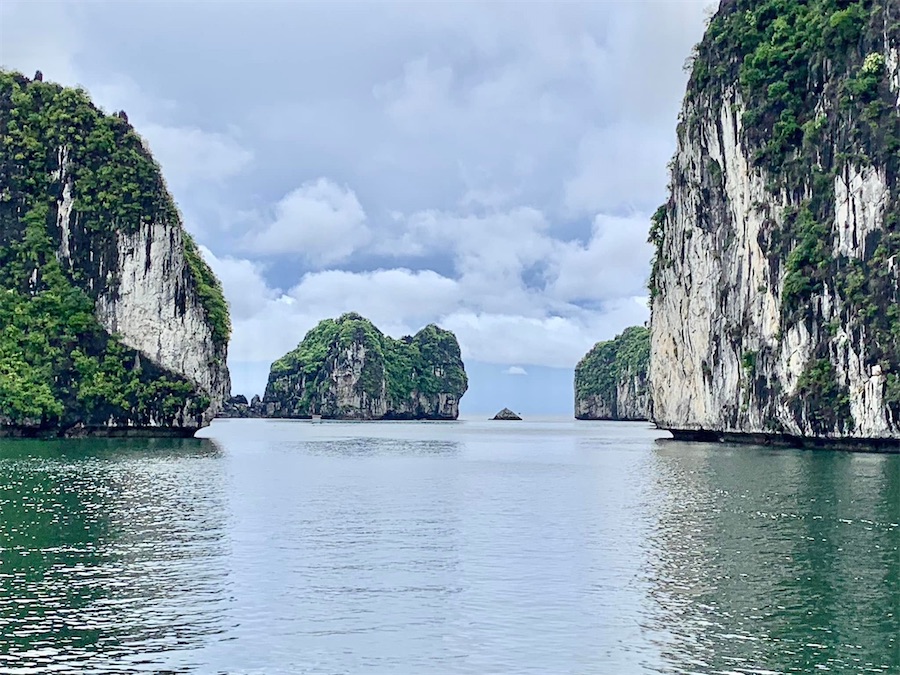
<box><xmin>332</xmin><ymin>343</ymin><xmax>388</xmax><ymax>418</ymax></box>
<box><xmin>55</xmin><ymin>146</ymin><xmax>74</xmax><ymax>265</ymax></box>
<box><xmin>94</xmin><ymin>221</ymin><xmax>229</xmax><ymax>416</ymax></box>
<box><xmin>54</xmin><ymin>146</ymin><xmax>229</xmax><ymax>427</ymax></box>
<box><xmin>888</xmin><ymin>46</ymin><xmax>899</xmax><ymax>107</ymax></box>
<box><xmin>834</xmin><ymin>166</ymin><xmax>889</xmax><ymax>259</ymax></box>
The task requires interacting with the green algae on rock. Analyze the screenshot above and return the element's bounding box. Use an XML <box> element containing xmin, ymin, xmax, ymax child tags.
<box><xmin>0</xmin><ymin>69</ymin><xmax>230</xmax><ymax>436</ymax></box>
<box><xmin>575</xmin><ymin>326</ymin><xmax>650</xmax><ymax>421</ymax></box>
<box><xmin>263</xmin><ymin>313</ymin><xmax>467</xmax><ymax>419</ymax></box>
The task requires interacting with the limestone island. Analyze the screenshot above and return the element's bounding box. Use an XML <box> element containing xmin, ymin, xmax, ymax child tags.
<box><xmin>0</xmin><ymin>70</ymin><xmax>230</xmax><ymax>437</ymax></box>
<box><xmin>575</xmin><ymin>326</ymin><xmax>649</xmax><ymax>421</ymax></box>
<box><xmin>261</xmin><ymin>313</ymin><xmax>467</xmax><ymax>420</ymax></box>
<box><xmin>219</xmin><ymin>395</ymin><xmax>265</xmax><ymax>418</ymax></box>
<box><xmin>492</xmin><ymin>408</ymin><xmax>522</xmax><ymax>421</ymax></box>
<box><xmin>649</xmin><ymin>1</ymin><xmax>900</xmax><ymax>449</ymax></box>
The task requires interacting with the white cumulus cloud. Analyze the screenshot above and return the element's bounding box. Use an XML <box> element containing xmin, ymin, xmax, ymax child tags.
<box><xmin>243</xmin><ymin>179</ymin><xmax>370</xmax><ymax>263</ymax></box>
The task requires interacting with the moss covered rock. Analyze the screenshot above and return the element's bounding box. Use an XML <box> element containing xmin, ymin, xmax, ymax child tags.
<box><xmin>0</xmin><ymin>70</ymin><xmax>230</xmax><ymax>436</ymax></box>
<box><xmin>263</xmin><ymin>313</ymin><xmax>467</xmax><ymax>419</ymax></box>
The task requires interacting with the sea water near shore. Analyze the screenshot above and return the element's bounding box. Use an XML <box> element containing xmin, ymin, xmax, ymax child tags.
<box><xmin>0</xmin><ymin>416</ymin><xmax>897</xmax><ymax>674</ymax></box>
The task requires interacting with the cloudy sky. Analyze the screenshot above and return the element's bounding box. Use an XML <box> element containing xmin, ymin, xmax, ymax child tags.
<box><xmin>1</xmin><ymin>0</ymin><xmax>714</xmax><ymax>413</ymax></box>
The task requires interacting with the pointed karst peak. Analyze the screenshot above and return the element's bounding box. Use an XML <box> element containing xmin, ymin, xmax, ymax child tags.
<box><xmin>492</xmin><ymin>408</ymin><xmax>522</xmax><ymax>421</ymax></box>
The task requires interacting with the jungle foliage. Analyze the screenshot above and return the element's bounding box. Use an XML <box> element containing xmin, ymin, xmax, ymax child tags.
<box><xmin>575</xmin><ymin>326</ymin><xmax>650</xmax><ymax>403</ymax></box>
<box><xmin>265</xmin><ymin>313</ymin><xmax>468</xmax><ymax>416</ymax></box>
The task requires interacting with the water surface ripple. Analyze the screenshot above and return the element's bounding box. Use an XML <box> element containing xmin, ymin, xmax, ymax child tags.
<box><xmin>0</xmin><ymin>419</ymin><xmax>896</xmax><ymax>673</ymax></box>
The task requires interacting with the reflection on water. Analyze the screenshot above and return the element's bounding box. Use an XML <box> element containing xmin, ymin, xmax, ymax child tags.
<box><xmin>300</xmin><ymin>437</ymin><xmax>460</xmax><ymax>457</ymax></box>
<box><xmin>643</xmin><ymin>441</ymin><xmax>899</xmax><ymax>674</ymax></box>
<box><xmin>0</xmin><ymin>437</ymin><xmax>228</xmax><ymax>673</ymax></box>
<box><xmin>0</xmin><ymin>421</ymin><xmax>897</xmax><ymax>673</ymax></box>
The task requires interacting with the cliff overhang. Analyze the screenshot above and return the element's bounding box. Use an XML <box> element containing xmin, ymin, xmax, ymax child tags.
<box><xmin>667</xmin><ymin>428</ymin><xmax>900</xmax><ymax>453</ymax></box>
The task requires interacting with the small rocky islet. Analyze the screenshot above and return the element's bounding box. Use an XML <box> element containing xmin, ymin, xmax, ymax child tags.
<box><xmin>259</xmin><ymin>313</ymin><xmax>467</xmax><ymax>420</ymax></box>
<box><xmin>4</xmin><ymin>0</ymin><xmax>900</xmax><ymax>449</ymax></box>
<box><xmin>492</xmin><ymin>408</ymin><xmax>522</xmax><ymax>421</ymax></box>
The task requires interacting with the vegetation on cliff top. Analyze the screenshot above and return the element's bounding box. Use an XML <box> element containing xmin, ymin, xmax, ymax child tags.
<box><xmin>684</xmin><ymin>0</ymin><xmax>900</xmax><ymax>321</ymax></box>
<box><xmin>575</xmin><ymin>326</ymin><xmax>649</xmax><ymax>403</ymax></box>
<box><xmin>182</xmin><ymin>232</ymin><xmax>230</xmax><ymax>345</ymax></box>
<box><xmin>266</xmin><ymin>313</ymin><xmax>468</xmax><ymax>416</ymax></box>
<box><xmin>0</xmin><ymin>69</ymin><xmax>225</xmax><ymax>430</ymax></box>
<box><xmin>689</xmin><ymin>0</ymin><xmax>897</xmax><ymax>167</ymax></box>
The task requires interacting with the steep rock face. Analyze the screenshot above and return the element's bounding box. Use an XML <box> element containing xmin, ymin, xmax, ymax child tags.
<box><xmin>263</xmin><ymin>313</ymin><xmax>467</xmax><ymax>420</ymax></box>
<box><xmin>93</xmin><ymin>222</ymin><xmax>228</xmax><ymax>410</ymax></box>
<box><xmin>650</xmin><ymin>1</ymin><xmax>900</xmax><ymax>444</ymax></box>
<box><xmin>0</xmin><ymin>70</ymin><xmax>230</xmax><ymax>436</ymax></box>
<box><xmin>575</xmin><ymin>326</ymin><xmax>651</xmax><ymax>420</ymax></box>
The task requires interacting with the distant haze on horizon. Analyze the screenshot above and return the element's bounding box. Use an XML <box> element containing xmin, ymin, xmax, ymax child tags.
<box><xmin>0</xmin><ymin>0</ymin><xmax>715</xmax><ymax>412</ymax></box>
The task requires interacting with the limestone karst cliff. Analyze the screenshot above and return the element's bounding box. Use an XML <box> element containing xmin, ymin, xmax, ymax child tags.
<box><xmin>0</xmin><ymin>70</ymin><xmax>230</xmax><ymax>436</ymax></box>
<box><xmin>263</xmin><ymin>313</ymin><xmax>467</xmax><ymax>420</ymax></box>
<box><xmin>575</xmin><ymin>326</ymin><xmax>651</xmax><ymax>421</ymax></box>
<box><xmin>649</xmin><ymin>0</ymin><xmax>900</xmax><ymax>444</ymax></box>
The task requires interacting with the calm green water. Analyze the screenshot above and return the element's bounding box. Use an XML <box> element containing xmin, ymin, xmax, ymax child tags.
<box><xmin>0</xmin><ymin>418</ymin><xmax>897</xmax><ymax>674</ymax></box>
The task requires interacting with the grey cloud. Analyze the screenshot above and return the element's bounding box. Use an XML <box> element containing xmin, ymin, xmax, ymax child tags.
<box><xmin>142</xmin><ymin>124</ymin><xmax>253</xmax><ymax>192</ymax></box>
<box><xmin>563</xmin><ymin>125</ymin><xmax>674</xmax><ymax>216</ymax></box>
